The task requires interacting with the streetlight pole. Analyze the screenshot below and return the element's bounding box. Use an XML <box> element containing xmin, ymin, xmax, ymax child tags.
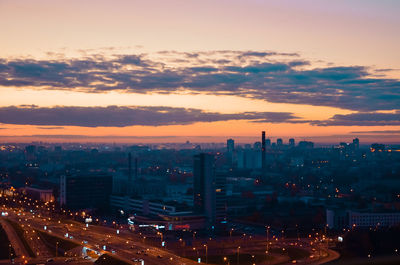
<box><xmin>204</xmin><ymin>244</ymin><xmax>208</xmax><ymax>264</ymax></box>
<box><xmin>237</xmin><ymin>246</ymin><xmax>240</xmax><ymax>265</ymax></box>
<box><xmin>266</xmin><ymin>226</ymin><xmax>270</xmax><ymax>253</ymax></box>
<box><xmin>193</xmin><ymin>247</ymin><xmax>201</xmax><ymax>263</ymax></box>
<box><xmin>56</xmin><ymin>242</ymin><xmax>59</xmax><ymax>257</ymax></box>
<box><xmin>8</xmin><ymin>244</ymin><xmax>11</xmax><ymax>262</ymax></box>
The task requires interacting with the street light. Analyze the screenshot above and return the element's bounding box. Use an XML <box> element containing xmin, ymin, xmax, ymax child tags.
<box><xmin>237</xmin><ymin>246</ymin><xmax>240</xmax><ymax>265</ymax></box>
<box><xmin>204</xmin><ymin>244</ymin><xmax>208</xmax><ymax>264</ymax></box>
<box><xmin>193</xmin><ymin>247</ymin><xmax>199</xmax><ymax>260</ymax></box>
<box><xmin>266</xmin><ymin>226</ymin><xmax>270</xmax><ymax>253</ymax></box>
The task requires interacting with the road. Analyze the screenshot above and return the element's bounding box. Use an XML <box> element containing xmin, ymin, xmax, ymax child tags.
<box><xmin>0</xmin><ymin>194</ymin><xmax>339</xmax><ymax>265</ymax></box>
<box><xmin>2</xmin><ymin>205</ymin><xmax>201</xmax><ymax>265</ymax></box>
<box><xmin>0</xmin><ymin>218</ymin><xmax>29</xmax><ymax>259</ymax></box>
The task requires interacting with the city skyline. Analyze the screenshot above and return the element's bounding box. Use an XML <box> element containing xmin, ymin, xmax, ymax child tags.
<box><xmin>0</xmin><ymin>0</ymin><xmax>399</xmax><ymax>143</ymax></box>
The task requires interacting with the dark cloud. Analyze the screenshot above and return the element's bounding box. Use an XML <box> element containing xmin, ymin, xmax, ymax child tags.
<box><xmin>0</xmin><ymin>105</ymin><xmax>306</xmax><ymax>127</ymax></box>
<box><xmin>351</xmin><ymin>130</ymin><xmax>400</xmax><ymax>134</ymax></box>
<box><xmin>313</xmin><ymin>111</ymin><xmax>400</xmax><ymax>126</ymax></box>
<box><xmin>0</xmin><ymin>51</ymin><xmax>399</xmax><ymax>111</ymax></box>
<box><xmin>36</xmin><ymin>126</ymin><xmax>65</xmax><ymax>130</ymax></box>
<box><xmin>237</xmin><ymin>51</ymin><xmax>299</xmax><ymax>59</ymax></box>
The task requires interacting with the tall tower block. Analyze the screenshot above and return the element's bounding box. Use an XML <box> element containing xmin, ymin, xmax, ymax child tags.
<box><xmin>262</xmin><ymin>131</ymin><xmax>266</xmax><ymax>174</ymax></box>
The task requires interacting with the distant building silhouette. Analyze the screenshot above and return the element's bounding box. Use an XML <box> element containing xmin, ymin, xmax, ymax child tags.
<box><xmin>289</xmin><ymin>138</ymin><xmax>295</xmax><ymax>147</ymax></box>
<box><xmin>298</xmin><ymin>141</ymin><xmax>314</xmax><ymax>149</ymax></box>
<box><xmin>128</xmin><ymin>152</ymin><xmax>132</xmax><ymax>182</ymax></box>
<box><xmin>227</xmin><ymin>139</ymin><xmax>234</xmax><ymax>153</ymax></box>
<box><xmin>261</xmin><ymin>131</ymin><xmax>266</xmax><ymax>174</ymax></box>
<box><xmin>25</xmin><ymin>145</ymin><xmax>36</xmax><ymax>161</ymax></box>
<box><xmin>253</xmin><ymin>141</ymin><xmax>261</xmax><ymax>150</ymax></box>
<box><xmin>353</xmin><ymin>138</ymin><xmax>359</xmax><ymax>150</ymax></box>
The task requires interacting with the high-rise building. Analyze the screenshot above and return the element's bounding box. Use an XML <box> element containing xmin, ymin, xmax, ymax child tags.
<box><xmin>60</xmin><ymin>174</ymin><xmax>113</xmax><ymax>210</ymax></box>
<box><xmin>266</xmin><ymin>138</ymin><xmax>271</xmax><ymax>147</ymax></box>
<box><xmin>277</xmin><ymin>138</ymin><xmax>283</xmax><ymax>146</ymax></box>
<box><xmin>25</xmin><ymin>145</ymin><xmax>36</xmax><ymax>161</ymax></box>
<box><xmin>289</xmin><ymin>138</ymin><xmax>295</xmax><ymax>147</ymax></box>
<box><xmin>227</xmin><ymin>139</ymin><xmax>235</xmax><ymax>153</ymax></box>
<box><xmin>261</xmin><ymin>131</ymin><xmax>266</xmax><ymax>173</ymax></box>
<box><xmin>353</xmin><ymin>138</ymin><xmax>359</xmax><ymax>150</ymax></box>
<box><xmin>193</xmin><ymin>154</ymin><xmax>215</xmax><ymax>224</ymax></box>
<box><xmin>226</xmin><ymin>139</ymin><xmax>235</xmax><ymax>168</ymax></box>
<box><xmin>128</xmin><ymin>152</ymin><xmax>132</xmax><ymax>182</ymax></box>
<box><xmin>193</xmin><ymin>153</ymin><xmax>226</xmax><ymax>227</ymax></box>
<box><xmin>215</xmin><ymin>172</ymin><xmax>227</xmax><ymax>224</ymax></box>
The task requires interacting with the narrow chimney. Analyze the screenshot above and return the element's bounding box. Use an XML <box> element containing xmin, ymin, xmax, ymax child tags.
<box><xmin>128</xmin><ymin>152</ymin><xmax>132</xmax><ymax>181</ymax></box>
<box><xmin>135</xmin><ymin>157</ymin><xmax>138</xmax><ymax>180</ymax></box>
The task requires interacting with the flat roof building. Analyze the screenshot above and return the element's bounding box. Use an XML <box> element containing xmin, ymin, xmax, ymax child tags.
<box><xmin>60</xmin><ymin>174</ymin><xmax>113</xmax><ymax>210</ymax></box>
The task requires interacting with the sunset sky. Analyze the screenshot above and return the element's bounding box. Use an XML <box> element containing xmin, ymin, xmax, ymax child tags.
<box><xmin>0</xmin><ymin>0</ymin><xmax>399</xmax><ymax>144</ymax></box>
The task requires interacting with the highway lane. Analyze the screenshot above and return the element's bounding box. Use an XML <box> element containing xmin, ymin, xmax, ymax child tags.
<box><xmin>0</xmin><ymin>218</ymin><xmax>28</xmax><ymax>260</ymax></box>
<box><xmin>1</xmin><ymin>200</ymin><xmax>339</xmax><ymax>265</ymax></box>
<box><xmin>4</xmin><ymin>206</ymin><xmax>200</xmax><ymax>265</ymax></box>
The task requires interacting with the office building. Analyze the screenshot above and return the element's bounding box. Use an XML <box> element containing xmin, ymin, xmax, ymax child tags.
<box><xmin>215</xmin><ymin>172</ymin><xmax>227</xmax><ymax>224</ymax></box>
<box><xmin>327</xmin><ymin>209</ymin><xmax>400</xmax><ymax>229</ymax></box>
<box><xmin>60</xmin><ymin>174</ymin><xmax>113</xmax><ymax>210</ymax></box>
<box><xmin>226</xmin><ymin>138</ymin><xmax>235</xmax><ymax>167</ymax></box>
<box><xmin>289</xmin><ymin>138</ymin><xmax>295</xmax><ymax>148</ymax></box>
<box><xmin>237</xmin><ymin>149</ymin><xmax>261</xmax><ymax>169</ymax></box>
<box><xmin>261</xmin><ymin>131</ymin><xmax>266</xmax><ymax>173</ymax></box>
<box><xmin>353</xmin><ymin>138</ymin><xmax>359</xmax><ymax>150</ymax></box>
<box><xmin>25</xmin><ymin>145</ymin><xmax>36</xmax><ymax>161</ymax></box>
<box><xmin>21</xmin><ymin>186</ymin><xmax>54</xmax><ymax>203</ymax></box>
<box><xmin>193</xmin><ymin>153</ymin><xmax>226</xmax><ymax>227</ymax></box>
<box><xmin>194</xmin><ymin>153</ymin><xmax>215</xmax><ymax>225</ymax></box>
<box><xmin>227</xmin><ymin>139</ymin><xmax>235</xmax><ymax>153</ymax></box>
<box><xmin>298</xmin><ymin>141</ymin><xmax>314</xmax><ymax>149</ymax></box>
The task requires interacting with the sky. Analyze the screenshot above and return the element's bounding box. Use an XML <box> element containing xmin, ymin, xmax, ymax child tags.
<box><xmin>0</xmin><ymin>0</ymin><xmax>399</xmax><ymax>144</ymax></box>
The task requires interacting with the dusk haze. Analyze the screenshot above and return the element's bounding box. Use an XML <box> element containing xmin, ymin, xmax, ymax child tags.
<box><xmin>0</xmin><ymin>0</ymin><xmax>399</xmax><ymax>144</ymax></box>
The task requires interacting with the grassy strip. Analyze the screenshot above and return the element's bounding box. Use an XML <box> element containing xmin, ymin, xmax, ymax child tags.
<box><xmin>287</xmin><ymin>246</ymin><xmax>310</xmax><ymax>260</ymax></box>
<box><xmin>0</xmin><ymin>223</ymin><xmax>16</xmax><ymax>259</ymax></box>
<box><xmin>5</xmin><ymin>219</ymin><xmax>36</xmax><ymax>257</ymax></box>
<box><xmin>94</xmin><ymin>254</ymin><xmax>132</xmax><ymax>265</ymax></box>
<box><xmin>36</xmin><ymin>230</ymin><xmax>80</xmax><ymax>256</ymax></box>
<box><xmin>270</xmin><ymin>246</ymin><xmax>310</xmax><ymax>260</ymax></box>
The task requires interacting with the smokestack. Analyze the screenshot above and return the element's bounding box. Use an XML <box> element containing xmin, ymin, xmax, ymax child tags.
<box><xmin>128</xmin><ymin>152</ymin><xmax>132</xmax><ymax>181</ymax></box>
<box><xmin>262</xmin><ymin>131</ymin><xmax>266</xmax><ymax>174</ymax></box>
<box><xmin>135</xmin><ymin>157</ymin><xmax>138</xmax><ymax>180</ymax></box>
